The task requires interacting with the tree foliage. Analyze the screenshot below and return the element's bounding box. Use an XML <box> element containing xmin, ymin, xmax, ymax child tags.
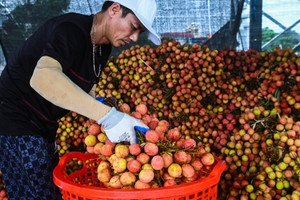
<box><xmin>1</xmin><ymin>0</ymin><xmax>70</xmax><ymax>59</ymax></box>
<box><xmin>262</xmin><ymin>27</ymin><xmax>299</xmax><ymax>52</ymax></box>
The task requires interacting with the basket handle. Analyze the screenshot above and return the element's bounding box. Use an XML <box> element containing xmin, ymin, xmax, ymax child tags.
<box><xmin>54</xmin><ymin>152</ymin><xmax>99</xmax><ymax>179</ymax></box>
<box><xmin>210</xmin><ymin>157</ymin><xmax>226</xmax><ymax>179</ymax></box>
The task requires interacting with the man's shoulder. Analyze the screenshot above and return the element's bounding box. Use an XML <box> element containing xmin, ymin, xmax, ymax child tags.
<box><xmin>43</xmin><ymin>12</ymin><xmax>92</xmax><ymax>35</ymax></box>
<box><xmin>50</xmin><ymin>12</ymin><xmax>91</xmax><ymax>24</ymax></box>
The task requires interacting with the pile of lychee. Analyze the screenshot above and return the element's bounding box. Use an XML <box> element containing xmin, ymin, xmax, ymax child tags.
<box><xmin>93</xmin><ymin>41</ymin><xmax>300</xmax><ymax>199</ymax></box>
<box><xmin>84</xmin><ymin>103</ymin><xmax>217</xmax><ymax>189</ymax></box>
<box><xmin>56</xmin><ymin>112</ymin><xmax>89</xmax><ymax>157</ymax></box>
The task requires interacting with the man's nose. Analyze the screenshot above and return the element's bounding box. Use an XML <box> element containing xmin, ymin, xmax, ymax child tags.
<box><xmin>129</xmin><ymin>31</ymin><xmax>139</xmax><ymax>42</ymax></box>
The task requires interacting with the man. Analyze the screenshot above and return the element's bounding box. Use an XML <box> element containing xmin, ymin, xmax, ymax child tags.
<box><xmin>0</xmin><ymin>0</ymin><xmax>160</xmax><ymax>199</ymax></box>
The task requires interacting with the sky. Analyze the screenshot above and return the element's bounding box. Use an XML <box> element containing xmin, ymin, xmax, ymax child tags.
<box><xmin>262</xmin><ymin>0</ymin><xmax>300</xmax><ymax>33</ymax></box>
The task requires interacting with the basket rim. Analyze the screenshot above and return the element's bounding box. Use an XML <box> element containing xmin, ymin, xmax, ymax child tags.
<box><xmin>53</xmin><ymin>152</ymin><xmax>226</xmax><ymax>199</ymax></box>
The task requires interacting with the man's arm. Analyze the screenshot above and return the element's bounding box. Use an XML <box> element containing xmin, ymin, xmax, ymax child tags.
<box><xmin>30</xmin><ymin>56</ymin><xmax>111</xmax><ymax>121</ymax></box>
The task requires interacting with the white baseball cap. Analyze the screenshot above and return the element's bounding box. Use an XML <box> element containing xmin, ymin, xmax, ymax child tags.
<box><xmin>108</xmin><ymin>0</ymin><xmax>161</xmax><ymax>45</ymax></box>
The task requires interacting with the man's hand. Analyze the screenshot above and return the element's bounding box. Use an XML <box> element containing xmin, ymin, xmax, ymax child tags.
<box><xmin>97</xmin><ymin>107</ymin><xmax>149</xmax><ymax>144</ymax></box>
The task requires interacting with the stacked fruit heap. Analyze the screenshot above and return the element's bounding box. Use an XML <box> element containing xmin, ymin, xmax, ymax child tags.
<box><xmin>55</xmin><ymin>111</ymin><xmax>89</xmax><ymax>156</ymax></box>
<box><xmin>84</xmin><ymin>103</ymin><xmax>217</xmax><ymax>189</ymax></box>
<box><xmin>91</xmin><ymin>41</ymin><xmax>300</xmax><ymax>199</ymax></box>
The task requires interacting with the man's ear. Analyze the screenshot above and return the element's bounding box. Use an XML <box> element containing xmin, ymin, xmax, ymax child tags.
<box><xmin>109</xmin><ymin>2</ymin><xmax>122</xmax><ymax>16</ymax></box>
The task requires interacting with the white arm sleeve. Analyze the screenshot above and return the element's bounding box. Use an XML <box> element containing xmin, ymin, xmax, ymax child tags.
<box><xmin>30</xmin><ymin>56</ymin><xmax>111</xmax><ymax>121</ymax></box>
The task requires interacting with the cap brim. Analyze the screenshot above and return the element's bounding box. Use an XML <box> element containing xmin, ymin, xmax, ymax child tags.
<box><xmin>133</xmin><ymin>12</ymin><xmax>161</xmax><ymax>45</ymax></box>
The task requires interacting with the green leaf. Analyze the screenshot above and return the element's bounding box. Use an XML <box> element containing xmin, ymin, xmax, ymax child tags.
<box><xmin>274</xmin><ymin>88</ymin><xmax>281</xmax><ymax>102</ymax></box>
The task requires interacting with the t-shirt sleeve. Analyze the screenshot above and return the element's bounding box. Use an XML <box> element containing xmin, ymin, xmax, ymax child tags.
<box><xmin>41</xmin><ymin>22</ymin><xmax>87</xmax><ymax>71</ymax></box>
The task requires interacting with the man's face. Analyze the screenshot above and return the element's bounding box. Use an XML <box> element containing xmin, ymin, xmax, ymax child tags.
<box><xmin>107</xmin><ymin>7</ymin><xmax>146</xmax><ymax>47</ymax></box>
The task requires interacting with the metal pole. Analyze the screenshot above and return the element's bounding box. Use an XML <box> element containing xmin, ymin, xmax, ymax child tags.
<box><xmin>249</xmin><ymin>0</ymin><xmax>262</xmax><ymax>51</ymax></box>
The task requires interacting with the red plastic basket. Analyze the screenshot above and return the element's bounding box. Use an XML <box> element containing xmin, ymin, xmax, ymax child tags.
<box><xmin>53</xmin><ymin>152</ymin><xmax>226</xmax><ymax>200</ymax></box>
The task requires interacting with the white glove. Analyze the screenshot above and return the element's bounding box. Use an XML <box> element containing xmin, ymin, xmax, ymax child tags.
<box><xmin>97</xmin><ymin>107</ymin><xmax>149</xmax><ymax>144</ymax></box>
